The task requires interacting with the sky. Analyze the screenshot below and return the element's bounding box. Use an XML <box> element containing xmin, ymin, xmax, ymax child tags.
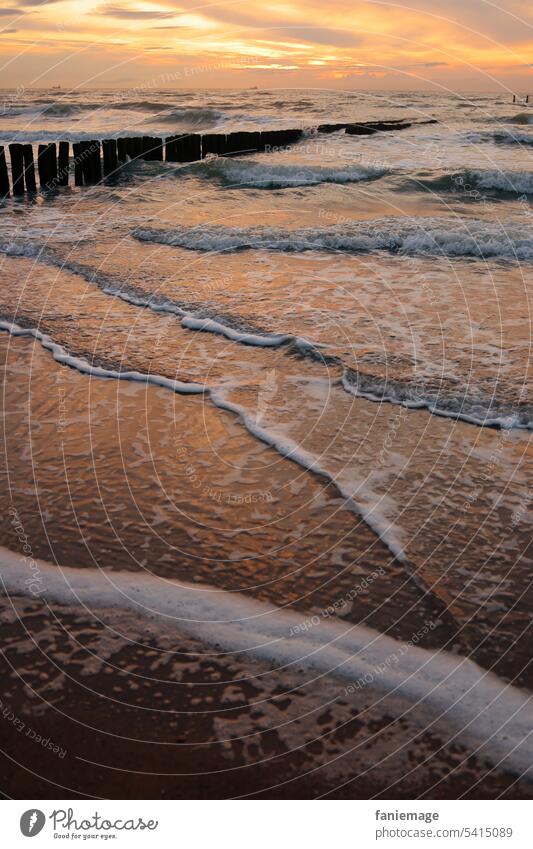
<box><xmin>1</xmin><ymin>0</ymin><xmax>532</xmax><ymax>90</ymax></box>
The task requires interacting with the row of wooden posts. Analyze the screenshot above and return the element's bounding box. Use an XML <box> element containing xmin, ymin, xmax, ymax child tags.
<box><xmin>0</xmin><ymin>120</ymin><xmax>420</xmax><ymax>199</ymax></box>
<box><xmin>0</xmin><ymin>129</ymin><xmax>304</xmax><ymax>198</ymax></box>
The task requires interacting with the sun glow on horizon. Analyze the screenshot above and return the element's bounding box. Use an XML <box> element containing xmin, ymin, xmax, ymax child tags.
<box><xmin>1</xmin><ymin>0</ymin><xmax>532</xmax><ymax>90</ymax></box>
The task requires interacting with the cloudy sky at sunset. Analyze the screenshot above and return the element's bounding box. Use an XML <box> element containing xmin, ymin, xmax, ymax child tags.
<box><xmin>1</xmin><ymin>0</ymin><xmax>532</xmax><ymax>90</ymax></box>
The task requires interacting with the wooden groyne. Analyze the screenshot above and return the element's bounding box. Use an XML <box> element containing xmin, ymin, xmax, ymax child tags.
<box><xmin>0</xmin><ymin>121</ymin><xmax>414</xmax><ymax>199</ymax></box>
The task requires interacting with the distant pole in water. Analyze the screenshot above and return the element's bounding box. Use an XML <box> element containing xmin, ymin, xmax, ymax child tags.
<box><xmin>0</xmin><ymin>146</ymin><xmax>10</xmax><ymax>198</ymax></box>
<box><xmin>527</xmin><ymin>95</ymin><xmax>530</xmax><ymax>104</ymax></box>
<box><xmin>513</xmin><ymin>95</ymin><xmax>516</xmax><ymax>103</ymax></box>
<box><xmin>23</xmin><ymin>144</ymin><xmax>36</xmax><ymax>193</ymax></box>
<box><xmin>8</xmin><ymin>143</ymin><xmax>25</xmax><ymax>196</ymax></box>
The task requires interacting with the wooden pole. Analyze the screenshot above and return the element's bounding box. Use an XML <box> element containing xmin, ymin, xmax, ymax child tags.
<box><xmin>8</xmin><ymin>143</ymin><xmax>25</xmax><ymax>196</ymax></box>
<box><xmin>117</xmin><ymin>138</ymin><xmax>127</xmax><ymax>162</ymax></box>
<box><xmin>152</xmin><ymin>137</ymin><xmax>163</xmax><ymax>161</ymax></box>
<box><xmin>58</xmin><ymin>141</ymin><xmax>69</xmax><ymax>186</ymax></box>
<box><xmin>23</xmin><ymin>144</ymin><xmax>36</xmax><ymax>192</ymax></box>
<box><xmin>80</xmin><ymin>141</ymin><xmax>93</xmax><ymax>184</ymax></box>
<box><xmin>202</xmin><ymin>133</ymin><xmax>226</xmax><ymax>158</ymax></box>
<box><xmin>72</xmin><ymin>142</ymin><xmax>84</xmax><ymax>185</ymax></box>
<box><xmin>37</xmin><ymin>144</ymin><xmax>49</xmax><ymax>189</ymax></box>
<box><xmin>47</xmin><ymin>143</ymin><xmax>58</xmax><ymax>188</ymax></box>
<box><xmin>90</xmin><ymin>140</ymin><xmax>102</xmax><ymax>183</ymax></box>
<box><xmin>0</xmin><ymin>146</ymin><xmax>10</xmax><ymax>198</ymax></box>
<box><xmin>125</xmin><ymin>137</ymin><xmax>136</xmax><ymax>160</ymax></box>
<box><xmin>102</xmin><ymin>139</ymin><xmax>118</xmax><ymax>176</ymax></box>
<box><xmin>186</xmin><ymin>134</ymin><xmax>201</xmax><ymax>162</ymax></box>
<box><xmin>165</xmin><ymin>135</ymin><xmax>178</xmax><ymax>161</ymax></box>
<box><xmin>142</xmin><ymin>136</ymin><xmax>152</xmax><ymax>160</ymax></box>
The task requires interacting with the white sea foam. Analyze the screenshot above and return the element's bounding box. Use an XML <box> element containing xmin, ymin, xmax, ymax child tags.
<box><xmin>2</xmin><ymin>246</ymin><xmax>530</xmax><ymax>430</ymax></box>
<box><xmin>466</xmin><ymin>129</ymin><xmax>533</xmax><ymax>147</ymax></box>
<box><xmin>156</xmin><ymin>106</ymin><xmax>222</xmax><ymax>127</ymax></box>
<box><xmin>0</xmin><ymin>318</ymin><xmax>406</xmax><ymax>562</ymax></box>
<box><xmin>471</xmin><ymin>169</ymin><xmax>533</xmax><ymax>194</ymax></box>
<box><xmin>132</xmin><ymin>217</ymin><xmax>533</xmax><ymax>260</ymax></box>
<box><xmin>342</xmin><ymin>373</ymin><xmax>532</xmax><ymax>430</ymax></box>
<box><xmin>1</xmin><ymin>543</ymin><xmax>532</xmax><ymax>779</ymax></box>
<box><xmin>194</xmin><ymin>157</ymin><xmax>389</xmax><ymax>189</ymax></box>
<box><xmin>0</xmin><ymin>244</ymin><xmax>318</xmax><ymax>352</ymax></box>
<box><xmin>0</xmin><ymin>319</ymin><xmax>205</xmax><ymax>396</ymax></box>
<box><xmin>415</xmin><ymin>169</ymin><xmax>533</xmax><ymax>196</ymax></box>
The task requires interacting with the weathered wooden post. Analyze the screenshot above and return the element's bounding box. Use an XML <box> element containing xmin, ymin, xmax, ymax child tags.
<box><xmin>23</xmin><ymin>144</ymin><xmax>36</xmax><ymax>192</ymax></box>
<box><xmin>48</xmin><ymin>143</ymin><xmax>58</xmax><ymax>187</ymax></box>
<box><xmin>8</xmin><ymin>143</ymin><xmax>25</xmax><ymax>196</ymax></box>
<box><xmin>125</xmin><ymin>137</ymin><xmax>136</xmax><ymax>160</ymax></box>
<box><xmin>91</xmin><ymin>140</ymin><xmax>102</xmax><ymax>183</ymax></box>
<box><xmin>37</xmin><ymin>144</ymin><xmax>49</xmax><ymax>189</ymax></box>
<box><xmin>164</xmin><ymin>135</ymin><xmax>177</xmax><ymax>161</ymax></box>
<box><xmin>202</xmin><ymin>133</ymin><xmax>227</xmax><ymax>158</ymax></box>
<box><xmin>186</xmin><ymin>134</ymin><xmax>201</xmax><ymax>162</ymax></box>
<box><xmin>38</xmin><ymin>143</ymin><xmax>58</xmax><ymax>189</ymax></box>
<box><xmin>102</xmin><ymin>139</ymin><xmax>118</xmax><ymax>176</ymax></box>
<box><xmin>117</xmin><ymin>137</ymin><xmax>127</xmax><ymax>162</ymax></box>
<box><xmin>79</xmin><ymin>141</ymin><xmax>92</xmax><ymax>184</ymax></box>
<box><xmin>58</xmin><ymin>141</ymin><xmax>69</xmax><ymax>186</ymax></box>
<box><xmin>0</xmin><ymin>147</ymin><xmax>10</xmax><ymax>198</ymax></box>
<box><xmin>72</xmin><ymin>142</ymin><xmax>84</xmax><ymax>185</ymax></box>
<box><xmin>153</xmin><ymin>137</ymin><xmax>163</xmax><ymax>161</ymax></box>
<box><xmin>141</xmin><ymin>136</ymin><xmax>152</xmax><ymax>160</ymax></box>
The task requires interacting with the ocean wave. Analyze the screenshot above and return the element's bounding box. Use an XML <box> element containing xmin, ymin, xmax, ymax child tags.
<box><xmin>467</xmin><ymin>129</ymin><xmax>533</xmax><ymax>147</ymax></box>
<box><xmin>0</xmin><ymin>241</ymin><xmax>318</xmax><ymax>351</ymax></box>
<box><xmin>1</xmin><ymin>102</ymin><xmax>90</xmax><ymax>119</ymax></box>
<box><xmin>41</xmin><ymin>102</ymin><xmax>82</xmax><ymax>117</ymax></box>
<box><xmin>132</xmin><ymin>217</ymin><xmax>533</xmax><ymax>261</ymax></box>
<box><xmin>192</xmin><ymin>157</ymin><xmax>389</xmax><ymax>189</ymax></box>
<box><xmin>503</xmin><ymin>112</ymin><xmax>533</xmax><ymax>125</ymax></box>
<box><xmin>110</xmin><ymin>100</ymin><xmax>175</xmax><ymax>112</ymax></box>
<box><xmin>2</xmin><ymin>243</ymin><xmax>530</xmax><ymax>430</ymax></box>
<box><xmin>2</xmin><ymin>542</ymin><xmax>533</xmax><ymax>779</ymax></box>
<box><xmin>156</xmin><ymin>107</ymin><xmax>222</xmax><ymax>127</ymax></box>
<box><xmin>411</xmin><ymin>169</ymin><xmax>533</xmax><ymax>196</ymax></box>
<box><xmin>342</xmin><ymin>370</ymin><xmax>533</xmax><ymax>430</ymax></box>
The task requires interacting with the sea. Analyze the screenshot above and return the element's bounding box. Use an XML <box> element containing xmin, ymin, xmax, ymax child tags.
<box><xmin>0</xmin><ymin>87</ymin><xmax>532</xmax><ymax>797</ymax></box>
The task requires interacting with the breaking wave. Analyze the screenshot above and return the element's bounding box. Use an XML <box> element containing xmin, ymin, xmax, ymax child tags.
<box><xmin>343</xmin><ymin>370</ymin><xmax>533</xmax><ymax>430</ymax></box>
<box><xmin>192</xmin><ymin>157</ymin><xmax>389</xmax><ymax>189</ymax></box>
<box><xmin>1</xmin><ymin>243</ymin><xmax>530</xmax><ymax>432</ymax></box>
<box><xmin>2</xmin><ymin>543</ymin><xmax>533</xmax><ymax>779</ymax></box>
<box><xmin>411</xmin><ymin>169</ymin><xmax>533</xmax><ymax>196</ymax></box>
<box><xmin>156</xmin><ymin>107</ymin><xmax>222</xmax><ymax>128</ymax></box>
<box><xmin>503</xmin><ymin>112</ymin><xmax>533</xmax><ymax>125</ymax></box>
<box><xmin>132</xmin><ymin>217</ymin><xmax>533</xmax><ymax>260</ymax></box>
<box><xmin>467</xmin><ymin>129</ymin><xmax>533</xmax><ymax>148</ymax></box>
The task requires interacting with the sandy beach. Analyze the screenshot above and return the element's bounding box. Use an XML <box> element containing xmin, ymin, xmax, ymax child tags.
<box><xmin>1</xmin><ymin>87</ymin><xmax>532</xmax><ymax>801</ymax></box>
